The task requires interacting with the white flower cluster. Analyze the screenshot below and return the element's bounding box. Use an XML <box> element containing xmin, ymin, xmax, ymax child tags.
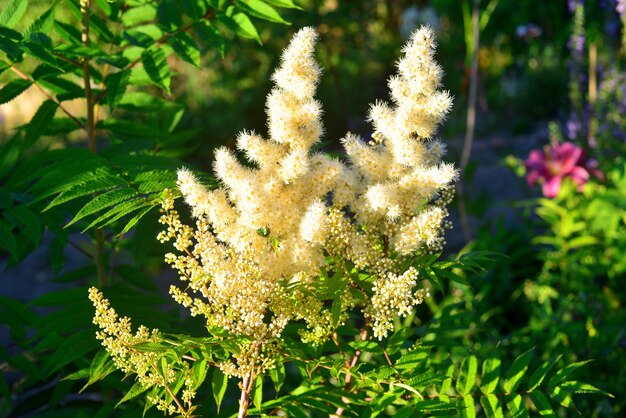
<box><xmin>159</xmin><ymin>25</ymin><xmax>456</xmax><ymax>358</ymax></box>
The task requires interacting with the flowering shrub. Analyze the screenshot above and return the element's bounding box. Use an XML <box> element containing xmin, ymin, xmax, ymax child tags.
<box><xmin>524</xmin><ymin>141</ymin><xmax>603</xmax><ymax>198</ymax></box>
<box><xmin>89</xmin><ymin>25</ymin><xmax>457</xmax><ymax>415</ymax></box>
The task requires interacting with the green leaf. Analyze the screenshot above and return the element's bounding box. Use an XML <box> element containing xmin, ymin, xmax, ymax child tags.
<box><xmin>457</xmin><ymin>394</ymin><xmax>476</xmax><ymax>418</ymax></box>
<box><xmin>0</xmin><ymin>220</ymin><xmax>18</xmax><ymax>259</ymax></box>
<box><xmin>44</xmin><ymin>174</ymin><xmax>126</xmax><ymax>211</ymax></box>
<box><xmin>547</xmin><ymin>360</ymin><xmax>593</xmax><ymax>388</ymax></box>
<box><xmin>527</xmin><ymin>355</ymin><xmax>561</xmax><ymax>391</ymax></box>
<box><xmin>25</xmin><ymin>3</ymin><xmax>56</xmax><ymax>37</ymax></box>
<box><xmin>121</xmin><ymin>4</ymin><xmax>156</xmax><ymax>26</ymax></box>
<box><xmin>0</xmin><ymin>79</ymin><xmax>31</xmax><ymax>105</ymax></box>
<box><xmin>191</xmin><ymin>359</ymin><xmax>208</xmax><ymax>391</ymax></box>
<box><xmin>22</xmin><ymin>41</ymin><xmax>61</xmax><ymax>68</ymax></box>
<box><xmin>22</xmin><ymin>100</ymin><xmax>58</xmax><ymax>147</ymax></box>
<box><xmin>456</xmin><ymin>355</ymin><xmax>477</xmax><ymax>396</ymax></box>
<box><xmin>0</xmin><ymin>0</ymin><xmax>28</xmax><ymax>28</ymax></box>
<box><xmin>480</xmin><ymin>350</ymin><xmax>501</xmax><ymax>394</ymax></box>
<box><xmin>5</xmin><ymin>204</ymin><xmax>42</xmax><ymax>246</ymax></box>
<box><xmin>238</xmin><ymin>0</ymin><xmax>289</xmax><ymax>24</ymax></box>
<box><xmin>82</xmin><ymin>349</ymin><xmax>117</xmax><ymax>391</ymax></box>
<box><xmin>556</xmin><ymin>380</ymin><xmax>611</xmax><ymax>396</ymax></box>
<box><xmin>0</xmin><ymin>28</ymin><xmax>23</xmax><ymax>60</ymax></box>
<box><xmin>43</xmin><ymin>330</ymin><xmax>101</xmax><ymax>376</ymax></box>
<box><xmin>193</xmin><ymin>21</ymin><xmax>225</xmax><ymax>57</ymax></box>
<box><xmin>263</xmin><ymin>0</ymin><xmax>302</xmax><ymax>9</ymax></box>
<box><xmin>119</xmin><ymin>204</ymin><xmax>155</xmax><ymax>235</ymax></box>
<box><xmin>550</xmin><ymin>384</ymin><xmax>574</xmax><ymax>409</ymax></box>
<box><xmin>181</xmin><ymin>0</ymin><xmax>207</xmax><ymax>19</ymax></box>
<box><xmin>141</xmin><ymin>48</ymin><xmax>171</xmax><ymax>93</ymax></box>
<box><xmin>212</xmin><ymin>367</ymin><xmax>228</xmax><ymax>413</ymax></box>
<box><xmin>82</xmin><ymin>199</ymin><xmax>150</xmax><ymax>231</ymax></box>
<box><xmin>105</xmin><ymin>69</ymin><xmax>130</xmax><ymax>109</ymax></box>
<box><xmin>116</xmin><ymin>380</ymin><xmax>149</xmax><ymax>407</ymax></box>
<box><xmin>503</xmin><ymin>348</ymin><xmax>534</xmax><ymax>394</ymax></box>
<box><xmin>529</xmin><ymin>392</ymin><xmax>556</xmax><ymax>417</ymax></box>
<box><xmin>169</xmin><ymin>32</ymin><xmax>200</xmax><ymax>67</ymax></box>
<box><xmin>54</xmin><ymin>20</ymin><xmax>82</xmax><ymax>44</ymax></box>
<box><xmin>253</xmin><ymin>376</ymin><xmax>263</xmax><ymax>410</ymax></box>
<box><xmin>505</xmin><ymin>394</ymin><xmax>529</xmax><ymax>418</ymax></box>
<box><xmin>480</xmin><ymin>394</ymin><xmax>504</xmax><ymax>418</ymax></box>
<box><xmin>157</xmin><ymin>0</ymin><xmax>182</xmax><ymax>32</ymax></box>
<box><xmin>270</xmin><ymin>363</ymin><xmax>285</xmax><ymax>393</ymax></box>
<box><xmin>218</xmin><ymin>10</ymin><xmax>261</xmax><ymax>44</ymax></box>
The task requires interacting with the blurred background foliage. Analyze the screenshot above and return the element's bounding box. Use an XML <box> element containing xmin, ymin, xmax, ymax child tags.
<box><xmin>0</xmin><ymin>0</ymin><xmax>624</xmax><ymax>416</ymax></box>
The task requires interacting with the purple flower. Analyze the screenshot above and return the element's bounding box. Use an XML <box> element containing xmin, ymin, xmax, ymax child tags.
<box><xmin>524</xmin><ymin>142</ymin><xmax>603</xmax><ymax>198</ymax></box>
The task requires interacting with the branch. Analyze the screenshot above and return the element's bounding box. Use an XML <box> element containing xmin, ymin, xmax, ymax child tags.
<box><xmin>8</xmin><ymin>65</ymin><xmax>86</xmax><ymax>131</ymax></box>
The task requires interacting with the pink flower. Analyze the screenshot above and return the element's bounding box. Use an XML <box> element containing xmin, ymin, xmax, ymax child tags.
<box><xmin>524</xmin><ymin>142</ymin><xmax>603</xmax><ymax>198</ymax></box>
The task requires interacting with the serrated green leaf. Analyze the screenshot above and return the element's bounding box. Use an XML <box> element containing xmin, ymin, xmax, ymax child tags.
<box><xmin>212</xmin><ymin>367</ymin><xmax>228</xmax><ymax>413</ymax></box>
<box><xmin>117</xmin><ymin>380</ymin><xmax>150</xmax><ymax>407</ymax></box>
<box><xmin>141</xmin><ymin>48</ymin><xmax>171</xmax><ymax>93</ymax></box>
<box><xmin>505</xmin><ymin>394</ymin><xmax>529</xmax><ymax>418</ymax></box>
<box><xmin>458</xmin><ymin>394</ymin><xmax>476</xmax><ymax>418</ymax></box>
<box><xmin>270</xmin><ymin>363</ymin><xmax>285</xmax><ymax>393</ymax></box>
<box><xmin>63</xmin><ymin>368</ymin><xmax>91</xmax><ymax>381</ymax></box>
<box><xmin>480</xmin><ymin>393</ymin><xmax>504</xmax><ymax>418</ymax></box>
<box><xmin>253</xmin><ymin>376</ymin><xmax>263</xmax><ymax>410</ymax></box>
<box><xmin>0</xmin><ymin>30</ymin><xmax>23</xmax><ymax>61</ymax></box>
<box><xmin>157</xmin><ymin>0</ymin><xmax>182</xmax><ymax>32</ymax></box>
<box><xmin>238</xmin><ymin>0</ymin><xmax>289</xmax><ymax>24</ymax></box>
<box><xmin>105</xmin><ymin>69</ymin><xmax>130</xmax><ymax>109</ymax></box>
<box><xmin>22</xmin><ymin>41</ymin><xmax>61</xmax><ymax>68</ymax></box>
<box><xmin>407</xmin><ymin>370</ymin><xmax>442</xmax><ymax>388</ymax></box>
<box><xmin>54</xmin><ymin>20</ymin><xmax>83</xmax><ymax>43</ymax></box>
<box><xmin>193</xmin><ymin>21</ymin><xmax>225</xmax><ymax>57</ymax></box>
<box><xmin>480</xmin><ymin>350</ymin><xmax>501</xmax><ymax>394</ymax></box>
<box><xmin>25</xmin><ymin>3</ymin><xmax>56</xmax><ymax>37</ymax></box>
<box><xmin>121</xmin><ymin>4</ymin><xmax>156</xmax><ymax>26</ymax></box>
<box><xmin>169</xmin><ymin>32</ymin><xmax>200</xmax><ymax>67</ymax></box>
<box><xmin>43</xmin><ymin>330</ymin><xmax>101</xmax><ymax>376</ymax></box>
<box><xmin>547</xmin><ymin>360</ymin><xmax>592</xmax><ymax>388</ymax></box>
<box><xmin>5</xmin><ymin>204</ymin><xmax>41</xmax><ymax>246</ymax></box>
<box><xmin>190</xmin><ymin>358</ymin><xmax>208</xmax><ymax>391</ymax></box>
<box><xmin>503</xmin><ymin>348</ymin><xmax>534</xmax><ymax>394</ymax></box>
<box><xmin>263</xmin><ymin>0</ymin><xmax>302</xmax><ymax>9</ymax></box>
<box><xmin>456</xmin><ymin>355</ymin><xmax>477</xmax><ymax>395</ymax></box>
<box><xmin>529</xmin><ymin>392</ymin><xmax>556</xmax><ymax>417</ymax></box>
<box><xmin>0</xmin><ymin>0</ymin><xmax>28</xmax><ymax>28</ymax></box>
<box><xmin>83</xmin><ymin>199</ymin><xmax>150</xmax><ymax>231</ymax></box>
<box><xmin>527</xmin><ymin>355</ymin><xmax>561</xmax><ymax>392</ymax></box>
<box><xmin>0</xmin><ymin>295</ymin><xmax>37</xmax><ymax>328</ymax></box>
<box><xmin>119</xmin><ymin>204</ymin><xmax>155</xmax><ymax>234</ymax></box>
<box><xmin>557</xmin><ymin>380</ymin><xmax>611</xmax><ymax>396</ymax></box>
<box><xmin>218</xmin><ymin>10</ymin><xmax>261</xmax><ymax>44</ymax></box>
<box><xmin>95</xmin><ymin>0</ymin><xmax>112</xmax><ymax>16</ymax></box>
<box><xmin>82</xmin><ymin>349</ymin><xmax>117</xmax><ymax>391</ymax></box>
<box><xmin>22</xmin><ymin>100</ymin><xmax>58</xmax><ymax>147</ymax></box>
<box><xmin>550</xmin><ymin>385</ymin><xmax>574</xmax><ymax>409</ymax></box>
<box><xmin>181</xmin><ymin>0</ymin><xmax>207</xmax><ymax>19</ymax></box>
<box><xmin>38</xmin><ymin>76</ymin><xmax>84</xmax><ymax>100</ymax></box>
<box><xmin>0</xmin><ymin>79</ymin><xmax>31</xmax><ymax>105</ymax></box>
<box><xmin>44</xmin><ymin>174</ymin><xmax>126</xmax><ymax>211</ymax></box>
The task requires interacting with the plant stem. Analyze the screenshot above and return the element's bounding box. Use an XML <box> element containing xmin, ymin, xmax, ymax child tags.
<box><xmin>81</xmin><ymin>0</ymin><xmax>106</xmax><ymax>287</ymax></box>
<box><xmin>8</xmin><ymin>65</ymin><xmax>85</xmax><ymax>130</ymax></box>
<box><xmin>332</xmin><ymin>329</ymin><xmax>368</xmax><ymax>418</ymax></box>
<box><xmin>238</xmin><ymin>369</ymin><xmax>256</xmax><ymax>418</ymax></box>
